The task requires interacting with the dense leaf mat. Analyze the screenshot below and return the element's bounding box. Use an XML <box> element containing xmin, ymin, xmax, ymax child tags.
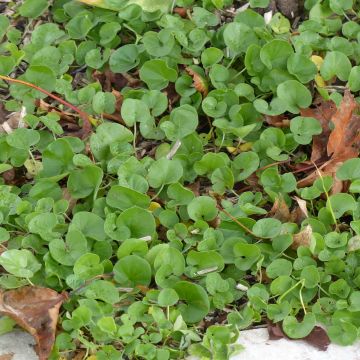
<box><xmin>1</xmin><ymin>0</ymin><xmax>360</xmax><ymax>359</ymax></box>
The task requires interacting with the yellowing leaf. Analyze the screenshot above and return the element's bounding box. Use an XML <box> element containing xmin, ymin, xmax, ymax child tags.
<box><xmin>315</xmin><ymin>74</ymin><xmax>326</xmax><ymax>88</ymax></box>
<box><xmin>149</xmin><ymin>202</ymin><xmax>161</xmax><ymax>212</ymax></box>
<box><xmin>311</xmin><ymin>55</ymin><xmax>324</xmax><ymax>70</ymax></box>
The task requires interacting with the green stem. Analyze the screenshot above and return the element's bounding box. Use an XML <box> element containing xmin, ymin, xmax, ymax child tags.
<box><xmin>151</xmin><ymin>184</ymin><xmax>165</xmax><ymax>201</ymax></box>
<box><xmin>278</xmin><ymin>280</ymin><xmax>303</xmax><ymax>303</ymax></box>
<box><xmin>299</xmin><ymin>281</ymin><xmax>306</xmax><ymax>314</ymax></box>
<box><xmin>123</xmin><ymin>23</ymin><xmax>142</xmax><ymax>44</ymax></box>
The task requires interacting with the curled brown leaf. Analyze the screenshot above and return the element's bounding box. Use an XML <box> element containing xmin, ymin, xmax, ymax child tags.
<box><xmin>0</xmin><ymin>287</ymin><xmax>68</xmax><ymax>360</ymax></box>
<box><xmin>291</xmin><ymin>225</ymin><xmax>312</xmax><ymax>249</ymax></box>
<box><xmin>185</xmin><ymin>67</ymin><xmax>208</xmax><ymax>96</ymax></box>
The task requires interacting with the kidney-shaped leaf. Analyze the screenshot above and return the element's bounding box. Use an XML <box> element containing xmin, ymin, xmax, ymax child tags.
<box><xmin>139</xmin><ymin>59</ymin><xmax>177</xmax><ymax>90</ymax></box>
<box><xmin>173</xmin><ymin>281</ymin><xmax>210</xmax><ymax>323</ymax></box>
<box><xmin>114</xmin><ymin>255</ymin><xmax>152</xmax><ymax>287</ymax></box>
<box><xmin>283</xmin><ymin>313</ymin><xmax>316</xmax><ymax>339</ymax></box>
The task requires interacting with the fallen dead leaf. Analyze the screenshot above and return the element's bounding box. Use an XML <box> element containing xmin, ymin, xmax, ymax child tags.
<box><xmin>0</xmin><ymin>353</ymin><xmax>14</xmax><ymax>360</ymax></box>
<box><xmin>327</xmin><ymin>90</ymin><xmax>359</xmax><ymax>159</ymax></box>
<box><xmin>186</xmin><ymin>67</ymin><xmax>208</xmax><ymax>96</ymax></box>
<box><xmin>173</xmin><ymin>7</ymin><xmax>188</xmax><ymax>18</ymax></box>
<box><xmin>0</xmin><ymin>107</ymin><xmax>26</xmax><ymax>134</ymax></box>
<box><xmin>265</xmin><ymin>115</ymin><xmax>290</xmax><ymax>128</ymax></box>
<box><xmin>290</xmin><ymin>196</ymin><xmax>309</xmax><ymax>224</ymax></box>
<box><xmin>291</xmin><ymin>225</ymin><xmax>312</xmax><ymax>249</ymax></box>
<box><xmin>267</xmin><ymin>321</ymin><xmax>330</xmax><ymax>351</ymax></box>
<box><xmin>304</xmin><ymin>326</ymin><xmax>330</xmax><ymax>351</ymax></box>
<box><xmin>0</xmin><ymin>286</ymin><xmax>68</xmax><ymax>360</ymax></box>
<box><xmin>298</xmin><ymin>91</ymin><xmax>360</xmax><ymax>188</ymax></box>
<box><xmin>269</xmin><ymin>196</ymin><xmax>290</xmax><ymax>222</ymax></box>
<box><xmin>300</xmin><ymin>97</ymin><xmax>336</xmax><ymax>163</ymax></box>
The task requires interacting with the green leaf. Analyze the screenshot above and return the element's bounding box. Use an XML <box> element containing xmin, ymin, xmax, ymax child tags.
<box><xmin>161</xmin><ymin>105</ymin><xmax>199</xmax><ymax>141</ymax></box>
<box><xmin>107</xmin><ymin>185</ymin><xmax>150</xmax><ymax>210</ymax></box>
<box><xmin>115</xmin><ymin>207</ymin><xmax>156</xmax><ymax>240</ymax></box>
<box><xmin>114</xmin><ymin>255</ymin><xmax>152</xmax><ymax>287</ymax></box>
<box><xmin>329</xmin><ymin>0</ymin><xmax>353</xmax><ymax>15</ymax></box>
<box><xmin>69</xmin><ymin>211</ymin><xmax>106</xmax><ymax>241</ymax></box>
<box><xmin>127</xmin><ymin>0</ymin><xmax>171</xmax><ymax>12</ymax></box>
<box><xmin>6</xmin><ymin>128</ymin><xmax>40</xmax><ymax>150</ymax></box>
<box><xmin>142</xmin><ymin>29</ymin><xmax>175</xmax><ymax>57</ymax></box>
<box><xmin>300</xmin><ymin>265</ymin><xmax>320</xmax><ymax>288</ymax></box>
<box><xmin>90</xmin><ymin>123</ymin><xmax>133</xmax><ymax>161</ymax></box>
<box><xmin>85</xmin><ymin>280</ymin><xmax>120</xmax><ymax>304</ymax></box>
<box><xmin>320</xmin><ymin>51</ymin><xmax>352</xmax><ymax>81</ymax></box>
<box><xmin>277</xmin><ymin>80</ymin><xmax>312</xmax><ymax>114</ymax></box>
<box><xmin>173</xmin><ymin>281</ymin><xmax>210</xmax><ymax>323</ymax></box>
<box><xmin>266</xmin><ymin>259</ymin><xmax>292</xmax><ymax>279</ymax></box>
<box><xmin>25</xmin><ymin>65</ymin><xmax>56</xmax><ymax>96</ymax></box>
<box><xmin>347</xmin><ymin>66</ymin><xmax>360</xmax><ymax>92</ymax></box>
<box><xmin>158</xmin><ymin>288</ymin><xmax>179</xmax><ymax>307</ymax></box>
<box><xmin>121</xmin><ymin>99</ymin><xmax>151</xmax><ymax>126</ymax></box>
<box><xmin>267</xmin><ymin>301</ymin><xmax>291</xmax><ymax>322</ymax></box>
<box><xmin>92</xmin><ymin>92</ymin><xmax>116</xmax><ymax>114</ymax></box>
<box><xmin>329</xmin><ymin>279</ymin><xmax>351</xmax><ymax>298</ymax></box>
<box><xmin>336</xmin><ymin>158</ymin><xmax>360</xmax><ymax>180</ymax></box>
<box><xmin>41</xmin><ymin>138</ymin><xmax>75</xmax><ymax>178</ymax></box>
<box><xmin>287</xmin><ymin>53</ymin><xmax>317</xmax><ymax>83</ymax></box>
<box><xmin>283</xmin><ymin>313</ymin><xmax>316</xmax><ymax>339</ymax></box>
<box><xmin>74</xmin><ymin>253</ymin><xmax>104</xmax><ymax>280</ymax></box>
<box><xmin>250</xmin><ymin>0</ymin><xmax>270</xmax><ymax>8</ymax></box>
<box><xmin>68</xmin><ymin>165</ymin><xmax>103</xmax><ymax>199</ymax></box>
<box><xmin>187</xmin><ymin>196</ymin><xmax>218</xmax><ymax>221</ymax></box>
<box><xmin>97</xmin><ymin>316</ymin><xmax>117</xmax><ymax>334</ymax></box>
<box><xmin>0</xmin><ymin>15</ymin><xmax>10</xmax><ymax>42</ymax></box>
<box><xmin>148</xmin><ymin>158</ymin><xmax>183</xmax><ymax>188</ymax></box>
<box><xmin>326</xmin><ymin>193</ymin><xmax>356</xmax><ymax>219</ymax></box>
<box><xmin>224</xmin><ymin>22</ymin><xmax>258</xmax><ymax>54</ymax></box>
<box><xmin>252</xmin><ymin>218</ymin><xmax>282</xmax><ymax>238</ymax></box>
<box><xmin>260</xmin><ymin>40</ymin><xmax>294</xmax><ymax>70</ymax></box>
<box><xmin>139</xmin><ymin>59</ymin><xmax>178</xmax><ymax>90</ymax></box>
<box><xmin>328</xmin><ymin>322</ymin><xmax>357</xmax><ymax>345</ymax></box>
<box><xmin>19</xmin><ymin>0</ymin><xmax>48</xmax><ymax>18</ymax></box>
<box><xmin>290</xmin><ymin>116</ymin><xmax>322</xmax><ymax>144</ymax></box>
<box><xmin>49</xmin><ymin>230</ymin><xmax>88</xmax><ymax>266</ymax></box>
<box><xmin>0</xmin><ymin>249</ymin><xmax>41</xmax><ymax>278</ymax></box>
<box><xmin>201</xmin><ymin>47</ymin><xmax>224</xmax><ymax>67</ymax></box>
<box><xmin>233</xmin><ymin>243</ymin><xmax>261</xmax><ymax>271</ymax></box>
<box><xmin>109</xmin><ymin>44</ymin><xmax>140</xmax><ymax>73</ymax></box>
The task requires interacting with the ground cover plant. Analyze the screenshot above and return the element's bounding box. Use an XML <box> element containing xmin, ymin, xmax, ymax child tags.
<box><xmin>1</xmin><ymin>0</ymin><xmax>360</xmax><ymax>359</ymax></box>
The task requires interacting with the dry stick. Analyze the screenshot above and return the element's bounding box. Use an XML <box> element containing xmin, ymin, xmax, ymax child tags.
<box><xmin>69</xmin><ymin>273</ymin><xmax>114</xmax><ymax>296</ymax></box>
<box><xmin>0</xmin><ymin>75</ymin><xmax>92</xmax><ymax>138</ymax></box>
<box><xmin>216</xmin><ymin>204</ymin><xmax>263</xmax><ymax>239</ymax></box>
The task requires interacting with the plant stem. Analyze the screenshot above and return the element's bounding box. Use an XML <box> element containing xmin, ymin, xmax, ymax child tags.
<box><xmin>278</xmin><ymin>280</ymin><xmax>303</xmax><ymax>303</ymax></box>
<box><xmin>217</xmin><ymin>204</ymin><xmax>263</xmax><ymax>239</ymax></box>
<box><xmin>0</xmin><ymin>75</ymin><xmax>92</xmax><ymax>138</ymax></box>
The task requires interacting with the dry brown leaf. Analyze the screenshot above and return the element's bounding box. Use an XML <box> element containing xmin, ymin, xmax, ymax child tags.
<box><xmin>293</xmin><ymin>196</ymin><xmax>308</xmax><ymax>217</ymax></box>
<box><xmin>265</xmin><ymin>115</ymin><xmax>290</xmax><ymax>128</ymax></box>
<box><xmin>267</xmin><ymin>321</ymin><xmax>330</xmax><ymax>351</ymax></box>
<box><xmin>298</xmin><ymin>91</ymin><xmax>360</xmax><ymax>188</ymax></box>
<box><xmin>327</xmin><ymin>90</ymin><xmax>360</xmax><ymax>159</ymax></box>
<box><xmin>269</xmin><ymin>196</ymin><xmax>290</xmax><ymax>222</ymax></box>
<box><xmin>0</xmin><ymin>354</ymin><xmax>14</xmax><ymax>360</ymax></box>
<box><xmin>291</xmin><ymin>225</ymin><xmax>312</xmax><ymax>249</ymax></box>
<box><xmin>304</xmin><ymin>326</ymin><xmax>330</xmax><ymax>351</ymax></box>
<box><xmin>300</xmin><ymin>98</ymin><xmax>336</xmax><ymax>162</ymax></box>
<box><xmin>173</xmin><ymin>7</ymin><xmax>188</xmax><ymax>18</ymax></box>
<box><xmin>0</xmin><ymin>286</ymin><xmax>68</xmax><ymax>360</ymax></box>
<box><xmin>0</xmin><ymin>107</ymin><xmax>27</xmax><ymax>134</ymax></box>
<box><xmin>185</xmin><ymin>67</ymin><xmax>208</xmax><ymax>96</ymax></box>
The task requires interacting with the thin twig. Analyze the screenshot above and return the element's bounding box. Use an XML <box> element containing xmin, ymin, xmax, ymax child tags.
<box><xmin>0</xmin><ymin>75</ymin><xmax>92</xmax><ymax>138</ymax></box>
<box><xmin>217</xmin><ymin>204</ymin><xmax>263</xmax><ymax>239</ymax></box>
